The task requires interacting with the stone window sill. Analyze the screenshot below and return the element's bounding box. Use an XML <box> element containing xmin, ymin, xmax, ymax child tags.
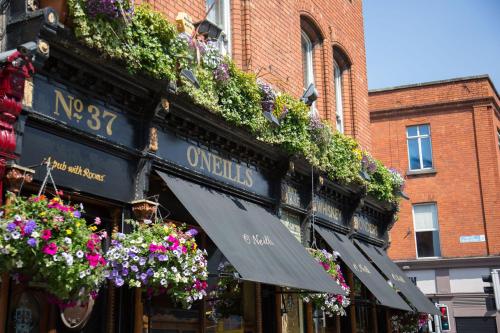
<box><xmin>406</xmin><ymin>168</ymin><xmax>437</xmax><ymax>176</ymax></box>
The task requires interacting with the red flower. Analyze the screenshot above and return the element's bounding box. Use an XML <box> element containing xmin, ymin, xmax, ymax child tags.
<box><xmin>41</xmin><ymin>229</ymin><xmax>52</xmax><ymax>240</ymax></box>
<box><xmin>42</xmin><ymin>242</ymin><xmax>58</xmax><ymax>255</ymax></box>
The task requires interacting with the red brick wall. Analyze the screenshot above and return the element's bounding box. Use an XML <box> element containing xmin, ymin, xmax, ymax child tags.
<box><xmin>370</xmin><ymin>78</ymin><xmax>500</xmax><ymax>260</ymax></box>
<box><xmin>139</xmin><ymin>0</ymin><xmax>371</xmax><ymax>149</ymax></box>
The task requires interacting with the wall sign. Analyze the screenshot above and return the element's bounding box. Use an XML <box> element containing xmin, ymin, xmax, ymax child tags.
<box><xmin>156</xmin><ymin>130</ymin><xmax>271</xmax><ymax>197</ymax></box>
<box><xmin>314</xmin><ymin>195</ymin><xmax>343</xmax><ymax>226</ymax></box>
<box><xmin>281</xmin><ymin>183</ymin><xmax>308</xmax><ymax>210</ymax></box>
<box><xmin>19</xmin><ymin>126</ymin><xmax>136</xmax><ymax>202</ymax></box>
<box><xmin>30</xmin><ymin>75</ymin><xmax>142</xmax><ymax>149</ymax></box>
<box><xmin>352</xmin><ymin>213</ymin><xmax>381</xmax><ymax>239</ymax></box>
<box><xmin>459</xmin><ymin>235</ymin><xmax>486</xmax><ymax>243</ymax></box>
<box><xmin>280</xmin><ymin>210</ymin><xmax>302</xmax><ymax>242</ymax></box>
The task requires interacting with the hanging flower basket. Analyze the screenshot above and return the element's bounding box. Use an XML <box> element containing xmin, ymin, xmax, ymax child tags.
<box><xmin>104</xmin><ymin>220</ymin><xmax>208</xmax><ymax>308</ymax></box>
<box><xmin>207</xmin><ymin>260</ymin><xmax>241</xmax><ymax>321</ymax></box>
<box><xmin>0</xmin><ymin>193</ymin><xmax>107</xmax><ymax>307</ymax></box>
<box><xmin>391</xmin><ymin>311</ymin><xmax>429</xmax><ymax>333</ymax></box>
<box><xmin>301</xmin><ymin>248</ymin><xmax>350</xmax><ymax>316</ymax></box>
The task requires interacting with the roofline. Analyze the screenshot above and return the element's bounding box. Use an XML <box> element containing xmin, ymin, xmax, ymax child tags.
<box><xmin>368</xmin><ymin>74</ymin><xmax>499</xmax><ymax>99</ymax></box>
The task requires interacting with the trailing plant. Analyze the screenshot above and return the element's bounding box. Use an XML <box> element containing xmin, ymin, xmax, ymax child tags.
<box><xmin>0</xmin><ymin>193</ymin><xmax>107</xmax><ymax>307</ymax></box>
<box><xmin>66</xmin><ymin>1</ymin><xmax>405</xmax><ymax>204</ymax></box>
<box><xmin>391</xmin><ymin>311</ymin><xmax>429</xmax><ymax>333</ymax></box>
<box><xmin>105</xmin><ymin>220</ymin><xmax>208</xmax><ymax>308</ymax></box>
<box><xmin>207</xmin><ymin>261</ymin><xmax>242</xmax><ymax>321</ymax></box>
<box><xmin>301</xmin><ymin>249</ymin><xmax>350</xmax><ymax>316</ymax></box>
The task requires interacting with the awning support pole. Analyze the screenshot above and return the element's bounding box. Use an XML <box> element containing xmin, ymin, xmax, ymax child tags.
<box><xmin>347</xmin><ymin>270</ymin><xmax>357</xmax><ymax>333</ymax></box>
<box><xmin>255</xmin><ymin>283</ymin><xmax>263</xmax><ymax>333</ymax></box>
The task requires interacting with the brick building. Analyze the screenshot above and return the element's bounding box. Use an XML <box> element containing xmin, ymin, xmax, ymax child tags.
<box><xmin>137</xmin><ymin>0</ymin><xmax>372</xmax><ymax>148</ymax></box>
<box><xmin>370</xmin><ymin>75</ymin><xmax>500</xmax><ymax>333</ymax></box>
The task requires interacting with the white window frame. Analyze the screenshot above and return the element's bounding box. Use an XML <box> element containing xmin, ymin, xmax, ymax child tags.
<box><xmin>301</xmin><ymin>30</ymin><xmax>317</xmax><ymax>115</ymax></box>
<box><xmin>406</xmin><ymin>124</ymin><xmax>433</xmax><ymax>171</ymax></box>
<box><xmin>334</xmin><ymin>60</ymin><xmax>344</xmax><ymax>133</ymax></box>
<box><xmin>412</xmin><ymin>203</ymin><xmax>441</xmax><ymax>259</ymax></box>
<box><xmin>206</xmin><ymin>0</ymin><xmax>231</xmax><ymax>56</ymax></box>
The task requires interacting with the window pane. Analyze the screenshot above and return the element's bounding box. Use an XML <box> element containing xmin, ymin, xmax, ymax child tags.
<box><xmin>432</xmin><ymin>231</ymin><xmax>441</xmax><ymax>257</ymax></box>
<box><xmin>413</xmin><ymin>204</ymin><xmax>438</xmax><ymax>230</ymax></box>
<box><xmin>419</xmin><ymin>124</ymin><xmax>430</xmax><ymax>136</ymax></box>
<box><xmin>416</xmin><ymin>231</ymin><xmax>438</xmax><ymax>257</ymax></box>
<box><xmin>407</xmin><ymin>138</ymin><xmax>421</xmax><ymax>170</ymax></box>
<box><xmin>407</xmin><ymin>126</ymin><xmax>418</xmax><ymax>137</ymax></box>
<box><xmin>420</xmin><ymin>137</ymin><xmax>433</xmax><ymax>168</ymax></box>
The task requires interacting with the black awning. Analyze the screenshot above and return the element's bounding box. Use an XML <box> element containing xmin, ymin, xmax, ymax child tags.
<box><xmin>314</xmin><ymin>226</ymin><xmax>411</xmax><ymax>311</ymax></box>
<box><xmin>157</xmin><ymin>172</ymin><xmax>345</xmax><ymax>294</ymax></box>
<box><xmin>355</xmin><ymin>240</ymin><xmax>440</xmax><ymax>315</ymax></box>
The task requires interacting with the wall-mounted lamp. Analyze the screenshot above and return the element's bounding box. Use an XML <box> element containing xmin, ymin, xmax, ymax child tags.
<box><xmin>301</xmin><ymin>83</ymin><xmax>318</xmax><ymax>106</ymax></box>
<box><xmin>180</xmin><ymin>68</ymin><xmax>200</xmax><ymax>89</ymax></box>
<box><xmin>194</xmin><ymin>19</ymin><xmax>223</xmax><ymax>40</ymax></box>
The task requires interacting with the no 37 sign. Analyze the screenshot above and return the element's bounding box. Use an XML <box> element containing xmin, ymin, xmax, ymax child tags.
<box><xmin>54</xmin><ymin>89</ymin><xmax>118</xmax><ymax>136</ymax></box>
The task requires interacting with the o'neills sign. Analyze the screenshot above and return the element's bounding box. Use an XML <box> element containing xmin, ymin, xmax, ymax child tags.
<box><xmin>186</xmin><ymin>145</ymin><xmax>253</xmax><ymax>188</ymax></box>
<box><xmin>157</xmin><ymin>130</ymin><xmax>271</xmax><ymax>197</ymax></box>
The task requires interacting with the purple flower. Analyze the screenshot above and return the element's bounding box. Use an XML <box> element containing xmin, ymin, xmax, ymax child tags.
<box><xmin>86</xmin><ymin>0</ymin><xmax>134</xmax><ymax>19</ymax></box>
<box><xmin>24</xmin><ymin>220</ymin><xmax>37</xmax><ymax>235</ymax></box>
<box><xmin>73</xmin><ymin>211</ymin><xmax>81</xmax><ymax>218</ymax></box>
<box><xmin>27</xmin><ymin>238</ymin><xmax>37</xmax><ymax>247</ymax></box>
<box><xmin>214</xmin><ymin>62</ymin><xmax>230</xmax><ymax>83</ymax></box>
<box><xmin>111</xmin><ymin>270</ymin><xmax>119</xmax><ymax>277</ymax></box>
<box><xmin>140</xmin><ymin>273</ymin><xmax>148</xmax><ymax>281</ymax></box>
<box><xmin>158</xmin><ymin>254</ymin><xmax>167</xmax><ymax>261</ymax></box>
<box><xmin>122</xmin><ymin>268</ymin><xmax>129</xmax><ymax>276</ymax></box>
<box><xmin>131</xmin><ymin>265</ymin><xmax>138</xmax><ymax>272</ymax></box>
<box><xmin>258</xmin><ymin>81</ymin><xmax>276</xmax><ymax>113</ymax></box>
<box><xmin>6</xmin><ymin>223</ymin><xmax>16</xmax><ymax>232</ymax></box>
<box><xmin>115</xmin><ymin>277</ymin><xmax>124</xmax><ymax>287</ymax></box>
<box><xmin>139</xmin><ymin>257</ymin><xmax>146</xmax><ymax>266</ymax></box>
<box><xmin>146</xmin><ymin>268</ymin><xmax>154</xmax><ymax>276</ymax></box>
<box><xmin>309</xmin><ymin>114</ymin><xmax>324</xmax><ymax>131</ymax></box>
<box><xmin>186</xmin><ymin>229</ymin><xmax>198</xmax><ymax>237</ymax></box>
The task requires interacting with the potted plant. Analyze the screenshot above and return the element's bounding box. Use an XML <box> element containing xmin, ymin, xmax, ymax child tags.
<box><xmin>301</xmin><ymin>249</ymin><xmax>350</xmax><ymax>316</ymax></box>
<box><xmin>0</xmin><ymin>193</ymin><xmax>107</xmax><ymax>307</ymax></box>
<box><xmin>104</xmin><ymin>220</ymin><xmax>208</xmax><ymax>308</ymax></box>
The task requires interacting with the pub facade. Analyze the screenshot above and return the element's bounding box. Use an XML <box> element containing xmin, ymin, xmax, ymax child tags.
<box><xmin>0</xmin><ymin>1</ymin><xmax>438</xmax><ymax>332</ymax></box>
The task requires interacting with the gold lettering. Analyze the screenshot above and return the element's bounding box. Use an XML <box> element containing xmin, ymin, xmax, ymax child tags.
<box><xmin>186</xmin><ymin>146</ymin><xmax>199</xmax><ymax>167</ymax></box>
<box><xmin>54</xmin><ymin>89</ymin><xmax>74</xmax><ymax>120</ymax></box>
<box><xmin>102</xmin><ymin>110</ymin><xmax>117</xmax><ymax>135</ymax></box>
<box><xmin>87</xmin><ymin>104</ymin><xmax>101</xmax><ymax>130</ymax></box>
<box><xmin>245</xmin><ymin>169</ymin><xmax>253</xmax><ymax>187</ymax></box>
<box><xmin>223</xmin><ymin>159</ymin><xmax>231</xmax><ymax>179</ymax></box>
<box><xmin>199</xmin><ymin>150</ymin><xmax>211</xmax><ymax>171</ymax></box>
<box><xmin>212</xmin><ymin>155</ymin><xmax>223</xmax><ymax>176</ymax></box>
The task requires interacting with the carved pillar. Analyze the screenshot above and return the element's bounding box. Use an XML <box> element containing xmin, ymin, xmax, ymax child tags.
<box><xmin>107</xmin><ymin>209</ymin><xmax>121</xmax><ymax>333</ymax></box>
<box><xmin>0</xmin><ymin>164</ymin><xmax>34</xmax><ymax>333</ymax></box>
<box><xmin>255</xmin><ymin>283</ymin><xmax>262</xmax><ymax>333</ymax></box>
<box><xmin>131</xmin><ymin>199</ymin><xmax>158</xmax><ymax>333</ymax></box>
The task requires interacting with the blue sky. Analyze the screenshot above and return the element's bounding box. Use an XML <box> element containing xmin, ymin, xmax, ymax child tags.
<box><xmin>363</xmin><ymin>0</ymin><xmax>500</xmax><ymax>91</ymax></box>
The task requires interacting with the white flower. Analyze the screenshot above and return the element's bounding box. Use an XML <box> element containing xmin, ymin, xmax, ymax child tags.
<box><xmin>171</xmin><ymin>267</ymin><xmax>177</xmax><ymax>273</ymax></box>
<box><xmin>31</xmin><ymin>231</ymin><xmax>39</xmax><ymax>238</ymax></box>
<box><xmin>79</xmin><ymin>271</ymin><xmax>86</xmax><ymax>278</ymax></box>
<box><xmin>53</xmin><ymin>255</ymin><xmax>59</xmax><ymax>261</ymax></box>
<box><xmin>15</xmin><ymin>260</ymin><xmax>23</xmax><ymax>268</ymax></box>
<box><xmin>64</xmin><ymin>237</ymin><xmax>72</xmax><ymax>244</ymax></box>
<box><xmin>76</xmin><ymin>250</ymin><xmax>84</xmax><ymax>258</ymax></box>
<box><xmin>160</xmin><ymin>279</ymin><xmax>167</xmax><ymax>286</ymax></box>
<box><xmin>11</xmin><ymin>231</ymin><xmax>20</xmax><ymax>240</ymax></box>
<box><xmin>4</xmin><ymin>234</ymin><xmax>11</xmax><ymax>241</ymax></box>
<box><xmin>66</xmin><ymin>255</ymin><xmax>74</xmax><ymax>266</ymax></box>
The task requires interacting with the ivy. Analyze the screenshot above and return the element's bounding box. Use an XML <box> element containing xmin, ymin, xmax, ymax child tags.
<box><xmin>65</xmin><ymin>1</ymin><xmax>404</xmax><ymax>205</ymax></box>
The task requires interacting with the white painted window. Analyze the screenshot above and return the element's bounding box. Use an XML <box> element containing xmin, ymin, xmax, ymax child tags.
<box><xmin>206</xmin><ymin>0</ymin><xmax>231</xmax><ymax>55</ymax></box>
<box><xmin>413</xmin><ymin>203</ymin><xmax>441</xmax><ymax>258</ymax></box>
<box><xmin>407</xmin><ymin>124</ymin><xmax>433</xmax><ymax>171</ymax></box>
<box><xmin>334</xmin><ymin>60</ymin><xmax>344</xmax><ymax>132</ymax></box>
<box><xmin>301</xmin><ymin>30</ymin><xmax>318</xmax><ymax>115</ymax></box>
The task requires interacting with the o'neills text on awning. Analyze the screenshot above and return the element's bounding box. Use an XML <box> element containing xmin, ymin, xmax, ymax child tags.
<box><xmin>314</xmin><ymin>225</ymin><xmax>411</xmax><ymax>311</ymax></box>
<box><xmin>157</xmin><ymin>171</ymin><xmax>345</xmax><ymax>295</ymax></box>
<box><xmin>355</xmin><ymin>240</ymin><xmax>440</xmax><ymax>315</ymax></box>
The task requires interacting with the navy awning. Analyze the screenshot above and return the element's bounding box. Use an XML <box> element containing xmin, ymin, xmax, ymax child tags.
<box><xmin>355</xmin><ymin>240</ymin><xmax>440</xmax><ymax>315</ymax></box>
<box><xmin>314</xmin><ymin>225</ymin><xmax>411</xmax><ymax>311</ymax></box>
<box><xmin>157</xmin><ymin>171</ymin><xmax>345</xmax><ymax>294</ymax></box>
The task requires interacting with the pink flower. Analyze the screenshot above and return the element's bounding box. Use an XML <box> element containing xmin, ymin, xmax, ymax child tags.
<box><xmin>86</xmin><ymin>253</ymin><xmax>100</xmax><ymax>267</ymax></box>
<box><xmin>41</xmin><ymin>229</ymin><xmax>52</xmax><ymax>240</ymax></box>
<box><xmin>43</xmin><ymin>242</ymin><xmax>58</xmax><ymax>255</ymax></box>
<box><xmin>94</xmin><ymin>217</ymin><xmax>101</xmax><ymax>225</ymax></box>
<box><xmin>86</xmin><ymin>240</ymin><xmax>95</xmax><ymax>251</ymax></box>
<box><xmin>149</xmin><ymin>244</ymin><xmax>167</xmax><ymax>253</ymax></box>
